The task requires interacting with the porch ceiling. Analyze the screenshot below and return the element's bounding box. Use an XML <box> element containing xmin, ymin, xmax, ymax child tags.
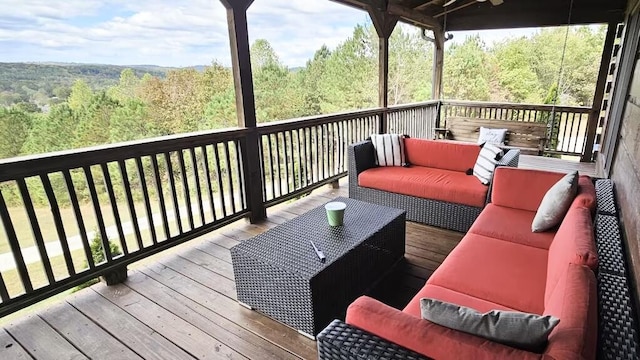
<box><xmin>331</xmin><ymin>0</ymin><xmax>627</xmax><ymax>30</ymax></box>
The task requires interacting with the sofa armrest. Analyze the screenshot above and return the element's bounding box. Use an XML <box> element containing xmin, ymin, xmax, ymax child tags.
<box><xmin>497</xmin><ymin>148</ymin><xmax>520</xmax><ymax>168</ymax></box>
<box><xmin>348</xmin><ymin>141</ymin><xmax>377</xmax><ymax>195</ymax></box>
<box><xmin>348</xmin><ymin>140</ymin><xmax>377</xmax><ymax>176</ymax></box>
<box><xmin>344</xmin><ymin>296</ymin><xmax>539</xmax><ymax>360</ymax></box>
<box><xmin>317</xmin><ymin>319</ymin><xmax>428</xmax><ymax>360</ymax></box>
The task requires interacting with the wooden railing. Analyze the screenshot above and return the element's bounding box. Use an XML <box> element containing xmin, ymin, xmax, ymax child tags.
<box><xmin>258</xmin><ymin>109</ymin><xmax>381</xmax><ymax>206</ymax></box>
<box><xmin>0</xmin><ymin>129</ymin><xmax>250</xmax><ymax>316</ymax></box>
<box><xmin>0</xmin><ymin>99</ymin><xmax>592</xmax><ymax>317</ymax></box>
<box><xmin>441</xmin><ymin>100</ymin><xmax>592</xmax><ymax>156</ymax></box>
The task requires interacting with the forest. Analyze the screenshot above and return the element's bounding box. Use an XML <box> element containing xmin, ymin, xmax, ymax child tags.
<box><xmin>0</xmin><ymin>23</ymin><xmax>606</xmax><ymax>161</ymax></box>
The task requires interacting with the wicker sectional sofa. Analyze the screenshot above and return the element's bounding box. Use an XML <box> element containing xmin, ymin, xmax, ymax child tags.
<box><xmin>318</xmin><ymin>167</ymin><xmax>600</xmax><ymax>360</ymax></box>
<box><xmin>348</xmin><ymin>138</ymin><xmax>520</xmax><ymax>232</ymax></box>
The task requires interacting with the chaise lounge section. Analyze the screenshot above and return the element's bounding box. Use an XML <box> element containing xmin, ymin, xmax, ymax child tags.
<box><xmin>318</xmin><ymin>167</ymin><xmax>599</xmax><ymax>360</ymax></box>
<box><xmin>348</xmin><ymin>138</ymin><xmax>520</xmax><ymax>232</ymax></box>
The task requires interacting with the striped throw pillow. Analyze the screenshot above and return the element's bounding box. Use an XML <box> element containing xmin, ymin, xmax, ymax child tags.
<box><xmin>370</xmin><ymin>134</ymin><xmax>407</xmax><ymax>167</ymax></box>
<box><xmin>473</xmin><ymin>143</ymin><xmax>504</xmax><ymax>185</ymax></box>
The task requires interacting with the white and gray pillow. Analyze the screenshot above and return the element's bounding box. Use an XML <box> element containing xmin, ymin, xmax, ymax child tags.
<box><xmin>473</xmin><ymin>143</ymin><xmax>504</xmax><ymax>185</ymax></box>
<box><xmin>531</xmin><ymin>171</ymin><xmax>579</xmax><ymax>232</ymax></box>
<box><xmin>421</xmin><ymin>298</ymin><xmax>559</xmax><ymax>352</ymax></box>
<box><xmin>478</xmin><ymin>127</ymin><xmax>508</xmax><ymax>146</ymax></box>
<box><xmin>370</xmin><ymin>134</ymin><xmax>407</xmax><ymax>167</ymax></box>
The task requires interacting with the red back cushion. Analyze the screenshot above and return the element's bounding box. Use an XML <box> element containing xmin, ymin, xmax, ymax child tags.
<box><xmin>491</xmin><ymin>167</ymin><xmax>565</xmax><ymax>212</ymax></box>
<box><xmin>572</xmin><ymin>176</ymin><xmax>596</xmax><ymax>213</ymax></box>
<box><xmin>545</xmin><ymin>206</ymin><xmax>598</xmax><ymax>306</ymax></box>
<box><xmin>543</xmin><ymin>263</ymin><xmax>597</xmax><ymax>360</ymax></box>
<box><xmin>404</xmin><ymin>139</ymin><xmax>480</xmax><ymax>173</ymax></box>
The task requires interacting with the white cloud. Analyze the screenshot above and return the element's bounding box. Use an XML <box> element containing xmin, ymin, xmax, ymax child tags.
<box><xmin>0</xmin><ymin>0</ymin><xmax>367</xmax><ymax>67</ymax></box>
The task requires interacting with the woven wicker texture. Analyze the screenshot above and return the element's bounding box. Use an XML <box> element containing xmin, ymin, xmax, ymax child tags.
<box><xmin>594</xmin><ymin>179</ymin><xmax>640</xmax><ymax>360</ymax></box>
<box><xmin>598</xmin><ymin>272</ymin><xmax>640</xmax><ymax>360</ymax></box>
<box><xmin>596</xmin><ymin>179</ymin><xmax>617</xmax><ymax>216</ymax></box>
<box><xmin>348</xmin><ymin>141</ymin><xmax>519</xmax><ymax>233</ymax></box>
<box><xmin>595</xmin><ymin>214</ymin><xmax>626</xmax><ymax>276</ymax></box>
<box><xmin>317</xmin><ymin>319</ymin><xmax>429</xmax><ymax>360</ymax></box>
<box><xmin>231</xmin><ymin>197</ymin><xmax>406</xmax><ymax>336</ymax></box>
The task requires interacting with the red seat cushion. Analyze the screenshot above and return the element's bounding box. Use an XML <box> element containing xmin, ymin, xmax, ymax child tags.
<box><xmin>404</xmin><ymin>138</ymin><xmax>480</xmax><ymax>172</ymax></box>
<box><xmin>469</xmin><ymin>204</ymin><xmax>556</xmax><ymax>249</ymax></box>
<box><xmin>358</xmin><ymin>166</ymin><xmax>488</xmax><ymax>207</ymax></box>
<box><xmin>346</xmin><ymin>296</ymin><xmax>540</xmax><ymax>359</ymax></box>
<box><xmin>403</xmin><ymin>283</ymin><xmax>518</xmax><ymax>318</ymax></box>
<box><xmin>427</xmin><ymin>233</ymin><xmax>548</xmax><ymax>314</ymax></box>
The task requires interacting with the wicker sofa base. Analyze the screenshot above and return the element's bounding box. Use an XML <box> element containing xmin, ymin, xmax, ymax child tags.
<box><xmin>317</xmin><ymin>319</ymin><xmax>429</xmax><ymax>360</ymax></box>
<box><xmin>349</xmin><ymin>185</ymin><xmax>482</xmax><ymax>233</ymax></box>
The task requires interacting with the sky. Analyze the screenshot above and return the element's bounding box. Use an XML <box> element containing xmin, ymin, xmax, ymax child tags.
<box><xmin>0</xmin><ymin>0</ymin><xmax>539</xmax><ymax>68</ymax></box>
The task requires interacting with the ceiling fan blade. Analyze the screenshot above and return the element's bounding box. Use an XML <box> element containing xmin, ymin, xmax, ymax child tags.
<box><xmin>488</xmin><ymin>0</ymin><xmax>504</xmax><ymax>5</ymax></box>
<box><xmin>443</xmin><ymin>0</ymin><xmax>458</xmax><ymax>7</ymax></box>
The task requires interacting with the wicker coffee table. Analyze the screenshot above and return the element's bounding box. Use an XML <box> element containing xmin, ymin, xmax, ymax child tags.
<box><xmin>230</xmin><ymin>197</ymin><xmax>406</xmax><ymax>338</ymax></box>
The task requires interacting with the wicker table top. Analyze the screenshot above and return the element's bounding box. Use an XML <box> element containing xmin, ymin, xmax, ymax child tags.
<box><xmin>232</xmin><ymin>197</ymin><xmax>406</xmax><ymax>279</ymax></box>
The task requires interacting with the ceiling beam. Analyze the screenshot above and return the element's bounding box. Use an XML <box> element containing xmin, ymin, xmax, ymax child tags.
<box><xmin>414</xmin><ymin>0</ymin><xmax>441</xmax><ymax>11</ymax></box>
<box><xmin>387</xmin><ymin>3</ymin><xmax>441</xmax><ymax>29</ymax></box>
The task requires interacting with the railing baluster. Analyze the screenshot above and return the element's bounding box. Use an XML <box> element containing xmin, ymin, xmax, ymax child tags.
<box><xmin>164</xmin><ymin>152</ymin><xmax>183</xmax><ymax>234</ymax></box>
<box><xmin>101</xmin><ymin>164</ymin><xmax>128</xmax><ymax>256</ymax></box>
<box><xmin>177</xmin><ymin>150</ymin><xmax>194</xmax><ymax>230</ymax></box>
<box><xmin>0</xmin><ymin>190</ymin><xmax>33</xmax><ymax>292</ymax></box>
<box><xmin>150</xmin><ymin>155</ymin><xmax>171</xmax><ymax>240</ymax></box>
<box><xmin>118</xmin><ymin>160</ymin><xmax>144</xmax><ymax>251</ymax></box>
<box><xmin>84</xmin><ymin>167</ymin><xmax>112</xmax><ymax>263</ymax></box>
<box><xmin>223</xmin><ymin>141</ymin><xmax>237</xmax><ymax>214</ymax></box>
<box><xmin>135</xmin><ymin>157</ymin><xmax>158</xmax><ymax>245</ymax></box>
<box><xmin>235</xmin><ymin>140</ymin><xmax>246</xmax><ymax>211</ymax></box>
<box><xmin>40</xmin><ymin>174</ymin><xmax>75</xmax><ymax>276</ymax></box>
<box><xmin>63</xmin><ymin>170</ymin><xmax>94</xmax><ymax>268</ymax></box>
<box><xmin>0</xmin><ymin>273</ymin><xmax>9</xmax><ymax>302</ymax></box>
<box><xmin>213</xmin><ymin>143</ymin><xmax>227</xmax><ymax>218</ymax></box>
<box><xmin>267</xmin><ymin>135</ymin><xmax>276</xmax><ymax>200</ymax></box>
<box><xmin>17</xmin><ymin>178</ymin><xmax>55</xmax><ymax>285</ymax></box>
<box><xmin>190</xmin><ymin>148</ymin><xmax>206</xmax><ymax>226</ymax></box>
<box><xmin>200</xmin><ymin>145</ymin><xmax>217</xmax><ymax>222</ymax></box>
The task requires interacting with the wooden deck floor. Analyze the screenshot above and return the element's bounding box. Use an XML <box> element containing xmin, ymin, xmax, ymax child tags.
<box><xmin>0</xmin><ymin>156</ymin><xmax>596</xmax><ymax>360</ymax></box>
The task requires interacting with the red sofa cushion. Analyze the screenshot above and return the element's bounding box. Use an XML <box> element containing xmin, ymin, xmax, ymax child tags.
<box><xmin>346</xmin><ymin>296</ymin><xmax>541</xmax><ymax>360</ymax></box>
<box><xmin>403</xmin><ymin>283</ymin><xmax>518</xmax><ymax>318</ymax></box>
<box><xmin>491</xmin><ymin>167</ymin><xmax>565</xmax><ymax>212</ymax></box>
<box><xmin>404</xmin><ymin>138</ymin><xmax>480</xmax><ymax>172</ymax></box>
<box><xmin>426</xmin><ymin>233</ymin><xmax>548</xmax><ymax>314</ymax></box>
<box><xmin>358</xmin><ymin>166</ymin><xmax>488</xmax><ymax>207</ymax></box>
<box><xmin>543</xmin><ymin>264</ymin><xmax>597</xmax><ymax>360</ymax></box>
<box><xmin>572</xmin><ymin>175</ymin><xmax>596</xmax><ymax>212</ymax></box>
<box><xmin>468</xmin><ymin>204</ymin><xmax>556</xmax><ymax>249</ymax></box>
<box><xmin>545</xmin><ymin>206</ymin><xmax>598</xmax><ymax>306</ymax></box>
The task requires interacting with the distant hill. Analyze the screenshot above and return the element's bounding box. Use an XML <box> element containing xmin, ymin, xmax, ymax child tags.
<box><xmin>0</xmin><ymin>62</ymin><xmax>206</xmax><ymax>107</ymax></box>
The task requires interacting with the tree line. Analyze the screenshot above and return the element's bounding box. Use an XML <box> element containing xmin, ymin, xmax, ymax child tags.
<box><xmin>0</xmin><ymin>23</ymin><xmax>605</xmax><ymax>161</ymax></box>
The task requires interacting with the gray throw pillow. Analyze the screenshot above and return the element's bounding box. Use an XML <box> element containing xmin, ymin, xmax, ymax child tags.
<box><xmin>531</xmin><ymin>171</ymin><xmax>579</xmax><ymax>232</ymax></box>
<box><xmin>420</xmin><ymin>298</ymin><xmax>559</xmax><ymax>352</ymax></box>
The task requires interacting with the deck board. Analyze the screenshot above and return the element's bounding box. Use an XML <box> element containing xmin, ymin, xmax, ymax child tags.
<box><xmin>0</xmin><ymin>156</ymin><xmax>595</xmax><ymax>360</ymax></box>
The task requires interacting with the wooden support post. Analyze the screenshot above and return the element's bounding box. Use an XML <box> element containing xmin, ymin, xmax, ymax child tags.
<box><xmin>432</xmin><ymin>29</ymin><xmax>445</xmax><ymax>101</ymax></box>
<box><xmin>582</xmin><ymin>22</ymin><xmax>617</xmax><ymax>162</ymax></box>
<box><xmin>220</xmin><ymin>0</ymin><xmax>266</xmax><ymax>223</ymax></box>
<box><xmin>367</xmin><ymin>1</ymin><xmax>398</xmax><ymax>134</ymax></box>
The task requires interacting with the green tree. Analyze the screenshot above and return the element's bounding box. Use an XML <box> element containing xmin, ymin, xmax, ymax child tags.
<box><xmin>443</xmin><ymin>35</ymin><xmax>491</xmax><ymax>101</ymax></box>
<box><xmin>0</xmin><ymin>107</ymin><xmax>33</xmax><ymax>158</ymax></box>
<box><xmin>67</xmin><ymin>79</ymin><xmax>93</xmax><ymax>111</ymax></box>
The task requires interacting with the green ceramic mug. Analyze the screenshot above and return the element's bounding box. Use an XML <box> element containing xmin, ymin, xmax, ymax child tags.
<box><xmin>325</xmin><ymin>201</ymin><xmax>346</xmax><ymax>226</ymax></box>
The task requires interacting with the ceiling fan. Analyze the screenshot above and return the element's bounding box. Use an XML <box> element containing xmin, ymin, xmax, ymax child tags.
<box><xmin>443</xmin><ymin>0</ymin><xmax>504</xmax><ymax>7</ymax></box>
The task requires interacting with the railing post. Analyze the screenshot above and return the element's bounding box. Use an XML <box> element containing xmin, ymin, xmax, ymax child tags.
<box><xmin>582</xmin><ymin>22</ymin><xmax>617</xmax><ymax>162</ymax></box>
<box><xmin>367</xmin><ymin>1</ymin><xmax>398</xmax><ymax>134</ymax></box>
<box><xmin>221</xmin><ymin>0</ymin><xmax>266</xmax><ymax>223</ymax></box>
